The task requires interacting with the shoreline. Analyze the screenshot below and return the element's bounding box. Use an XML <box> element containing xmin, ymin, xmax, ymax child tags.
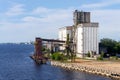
<box><xmin>51</xmin><ymin>61</ymin><xmax>120</xmax><ymax>80</ymax></box>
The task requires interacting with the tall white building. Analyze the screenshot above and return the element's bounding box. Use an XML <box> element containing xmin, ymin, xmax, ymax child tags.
<box><xmin>59</xmin><ymin>10</ymin><xmax>99</xmax><ymax>58</ymax></box>
<box><xmin>76</xmin><ymin>23</ymin><xmax>99</xmax><ymax>58</ymax></box>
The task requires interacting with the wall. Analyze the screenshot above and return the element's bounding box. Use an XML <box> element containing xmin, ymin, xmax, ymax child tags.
<box><xmin>58</xmin><ymin>26</ymin><xmax>72</xmax><ymax>50</ymax></box>
<box><xmin>77</xmin><ymin>25</ymin><xmax>83</xmax><ymax>54</ymax></box>
<box><xmin>76</xmin><ymin>23</ymin><xmax>99</xmax><ymax>57</ymax></box>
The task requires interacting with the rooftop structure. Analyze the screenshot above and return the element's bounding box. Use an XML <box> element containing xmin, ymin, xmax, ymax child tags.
<box><xmin>73</xmin><ymin>10</ymin><xmax>90</xmax><ymax>25</ymax></box>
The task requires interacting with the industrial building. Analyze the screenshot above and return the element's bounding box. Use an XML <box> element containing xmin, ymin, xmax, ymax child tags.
<box><xmin>59</xmin><ymin>10</ymin><xmax>99</xmax><ymax>58</ymax></box>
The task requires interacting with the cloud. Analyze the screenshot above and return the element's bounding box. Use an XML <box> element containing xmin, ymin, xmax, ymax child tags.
<box><xmin>1</xmin><ymin>4</ymin><xmax>120</xmax><ymax>42</ymax></box>
<box><xmin>0</xmin><ymin>7</ymin><xmax>74</xmax><ymax>42</ymax></box>
<box><xmin>0</xmin><ymin>22</ymin><xmax>56</xmax><ymax>42</ymax></box>
<box><xmin>23</xmin><ymin>7</ymin><xmax>73</xmax><ymax>24</ymax></box>
<box><xmin>22</xmin><ymin>16</ymin><xmax>41</xmax><ymax>22</ymax></box>
<box><xmin>91</xmin><ymin>9</ymin><xmax>120</xmax><ymax>40</ymax></box>
<box><xmin>81</xmin><ymin>0</ymin><xmax>120</xmax><ymax>9</ymax></box>
<box><xmin>22</xmin><ymin>13</ymin><xmax>72</xmax><ymax>23</ymax></box>
<box><xmin>5</xmin><ymin>4</ymin><xmax>25</xmax><ymax>16</ymax></box>
<box><xmin>32</xmin><ymin>7</ymin><xmax>52</xmax><ymax>14</ymax></box>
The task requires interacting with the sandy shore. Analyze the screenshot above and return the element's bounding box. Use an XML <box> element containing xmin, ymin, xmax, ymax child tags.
<box><xmin>75</xmin><ymin>59</ymin><xmax>120</xmax><ymax>74</ymax></box>
<box><xmin>51</xmin><ymin>59</ymin><xmax>120</xmax><ymax>80</ymax></box>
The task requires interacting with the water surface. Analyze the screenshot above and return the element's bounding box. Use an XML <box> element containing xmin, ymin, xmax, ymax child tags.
<box><xmin>0</xmin><ymin>43</ymin><xmax>112</xmax><ymax>80</ymax></box>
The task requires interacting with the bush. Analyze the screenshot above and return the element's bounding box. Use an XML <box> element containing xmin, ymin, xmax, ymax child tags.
<box><xmin>87</xmin><ymin>52</ymin><xmax>91</xmax><ymax>57</ymax></box>
<box><xmin>51</xmin><ymin>52</ymin><xmax>62</xmax><ymax>60</ymax></box>
<box><xmin>51</xmin><ymin>52</ymin><xmax>68</xmax><ymax>61</ymax></box>
<box><xmin>101</xmin><ymin>52</ymin><xmax>104</xmax><ymax>58</ymax></box>
<box><xmin>97</xmin><ymin>56</ymin><xmax>103</xmax><ymax>60</ymax></box>
<box><xmin>115</xmin><ymin>56</ymin><xmax>118</xmax><ymax>60</ymax></box>
<box><xmin>110</xmin><ymin>56</ymin><xmax>118</xmax><ymax>60</ymax></box>
<box><xmin>97</xmin><ymin>52</ymin><xmax>104</xmax><ymax>60</ymax></box>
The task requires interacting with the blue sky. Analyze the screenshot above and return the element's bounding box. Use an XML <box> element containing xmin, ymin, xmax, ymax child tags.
<box><xmin>0</xmin><ymin>0</ymin><xmax>120</xmax><ymax>43</ymax></box>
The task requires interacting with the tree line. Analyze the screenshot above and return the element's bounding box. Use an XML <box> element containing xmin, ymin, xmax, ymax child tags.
<box><xmin>99</xmin><ymin>38</ymin><xmax>120</xmax><ymax>57</ymax></box>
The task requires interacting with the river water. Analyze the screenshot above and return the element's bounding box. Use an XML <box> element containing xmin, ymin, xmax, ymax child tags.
<box><xmin>0</xmin><ymin>43</ymin><xmax>112</xmax><ymax>80</ymax></box>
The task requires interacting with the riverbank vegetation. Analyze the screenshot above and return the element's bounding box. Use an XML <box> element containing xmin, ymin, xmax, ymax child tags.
<box><xmin>42</xmin><ymin>38</ymin><xmax>120</xmax><ymax>62</ymax></box>
<box><xmin>51</xmin><ymin>52</ymin><xmax>67</xmax><ymax>61</ymax></box>
<box><xmin>99</xmin><ymin>38</ymin><xmax>120</xmax><ymax>57</ymax></box>
<box><xmin>98</xmin><ymin>38</ymin><xmax>120</xmax><ymax>61</ymax></box>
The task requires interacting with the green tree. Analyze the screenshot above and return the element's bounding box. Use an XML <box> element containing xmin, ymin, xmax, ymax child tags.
<box><xmin>99</xmin><ymin>38</ymin><xmax>119</xmax><ymax>56</ymax></box>
<box><xmin>66</xmin><ymin>34</ymin><xmax>70</xmax><ymax>57</ymax></box>
<box><xmin>115</xmin><ymin>42</ymin><xmax>120</xmax><ymax>54</ymax></box>
<box><xmin>65</xmin><ymin>34</ymin><xmax>75</xmax><ymax>62</ymax></box>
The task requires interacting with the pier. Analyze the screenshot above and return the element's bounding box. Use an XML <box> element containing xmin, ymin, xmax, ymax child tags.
<box><xmin>31</xmin><ymin>37</ymin><xmax>67</xmax><ymax>64</ymax></box>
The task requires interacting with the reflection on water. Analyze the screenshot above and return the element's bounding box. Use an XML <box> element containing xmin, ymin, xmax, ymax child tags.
<box><xmin>0</xmin><ymin>44</ymin><xmax>112</xmax><ymax>80</ymax></box>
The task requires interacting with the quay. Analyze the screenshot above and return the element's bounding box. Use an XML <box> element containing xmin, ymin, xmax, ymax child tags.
<box><xmin>51</xmin><ymin>60</ymin><xmax>120</xmax><ymax>80</ymax></box>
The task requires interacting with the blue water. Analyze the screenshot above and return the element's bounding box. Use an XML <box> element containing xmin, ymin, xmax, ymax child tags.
<box><xmin>0</xmin><ymin>43</ymin><xmax>112</xmax><ymax>80</ymax></box>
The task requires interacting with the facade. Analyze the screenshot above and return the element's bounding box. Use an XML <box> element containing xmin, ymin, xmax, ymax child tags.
<box><xmin>76</xmin><ymin>23</ymin><xmax>99</xmax><ymax>57</ymax></box>
<box><xmin>58</xmin><ymin>26</ymin><xmax>73</xmax><ymax>50</ymax></box>
<box><xmin>59</xmin><ymin>26</ymin><xmax>72</xmax><ymax>41</ymax></box>
<box><xmin>58</xmin><ymin>10</ymin><xmax>99</xmax><ymax>58</ymax></box>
